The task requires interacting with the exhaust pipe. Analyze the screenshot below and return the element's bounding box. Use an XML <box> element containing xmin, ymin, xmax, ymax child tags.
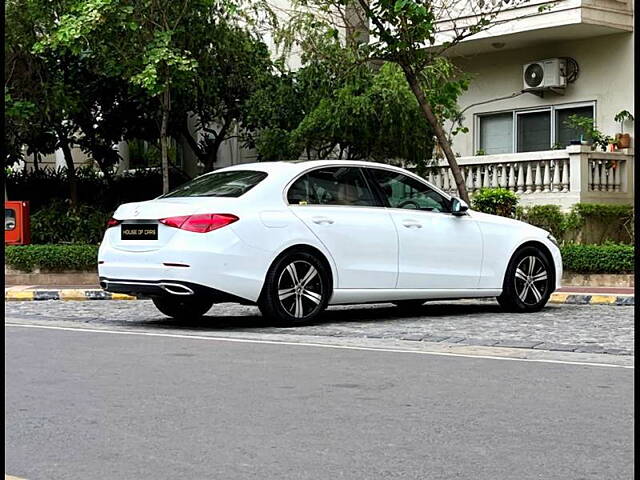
<box><xmin>160</xmin><ymin>283</ymin><xmax>195</xmax><ymax>296</ymax></box>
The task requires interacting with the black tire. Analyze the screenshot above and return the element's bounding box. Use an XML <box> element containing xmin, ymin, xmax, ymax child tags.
<box><xmin>392</xmin><ymin>300</ymin><xmax>426</xmax><ymax>310</ymax></box>
<box><xmin>258</xmin><ymin>250</ymin><xmax>331</xmax><ymax>326</ymax></box>
<box><xmin>152</xmin><ymin>295</ymin><xmax>214</xmax><ymax>320</ymax></box>
<box><xmin>497</xmin><ymin>245</ymin><xmax>554</xmax><ymax>313</ymax></box>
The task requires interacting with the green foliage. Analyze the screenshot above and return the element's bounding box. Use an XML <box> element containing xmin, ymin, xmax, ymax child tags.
<box><xmin>516</xmin><ymin>203</ymin><xmax>634</xmax><ymax>244</ymax></box>
<box><xmin>564</xmin><ymin>114</ymin><xmax>612</xmax><ymax>151</ymax></box>
<box><xmin>293</xmin><ymin>63</ymin><xmax>435</xmax><ymax>164</ymax></box>
<box><xmin>30</xmin><ymin>200</ymin><xmax>111</xmax><ymax>244</ymax></box>
<box><xmin>5</xmin><ymin>244</ymin><xmax>99</xmax><ymax>272</ymax></box>
<box><xmin>6</xmin><ymin>166</ymin><xmax>189</xmax><ymax>214</ymax></box>
<box><xmin>516</xmin><ymin>205</ymin><xmax>571</xmax><ymax>240</ymax></box>
<box><xmin>614</xmin><ymin>110</ymin><xmax>634</xmax><ymax>134</ymax></box>
<box><xmin>471</xmin><ymin>188</ymin><xmax>518</xmax><ymax>217</ymax></box>
<box><xmin>560</xmin><ymin>243</ymin><xmax>634</xmax><ymax>274</ymax></box>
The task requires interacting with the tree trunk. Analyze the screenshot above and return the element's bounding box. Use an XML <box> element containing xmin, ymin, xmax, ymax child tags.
<box><xmin>160</xmin><ymin>88</ymin><xmax>171</xmax><ymax>194</ymax></box>
<box><xmin>202</xmin><ymin>121</ymin><xmax>231</xmax><ymax>173</ymax></box>
<box><xmin>401</xmin><ymin>65</ymin><xmax>470</xmax><ymax>203</ymax></box>
<box><xmin>58</xmin><ymin>136</ymin><xmax>79</xmax><ymax>208</ymax></box>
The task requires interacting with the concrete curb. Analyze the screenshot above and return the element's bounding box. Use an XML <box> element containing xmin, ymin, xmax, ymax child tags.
<box><xmin>4</xmin><ymin>289</ymin><xmax>634</xmax><ymax>305</ymax></box>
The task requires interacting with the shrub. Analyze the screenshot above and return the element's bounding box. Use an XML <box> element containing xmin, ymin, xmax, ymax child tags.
<box><xmin>30</xmin><ymin>200</ymin><xmax>111</xmax><ymax>244</ymax></box>
<box><xmin>6</xmin><ymin>166</ymin><xmax>188</xmax><ymax>213</ymax></box>
<box><xmin>5</xmin><ymin>244</ymin><xmax>99</xmax><ymax>272</ymax></box>
<box><xmin>517</xmin><ymin>203</ymin><xmax>633</xmax><ymax>244</ymax></box>
<box><xmin>471</xmin><ymin>188</ymin><xmax>518</xmax><ymax>217</ymax></box>
<box><xmin>560</xmin><ymin>243</ymin><xmax>634</xmax><ymax>274</ymax></box>
<box><xmin>516</xmin><ymin>205</ymin><xmax>574</xmax><ymax>240</ymax></box>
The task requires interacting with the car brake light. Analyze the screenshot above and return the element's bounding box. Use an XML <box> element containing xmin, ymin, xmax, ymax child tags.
<box><xmin>106</xmin><ymin>218</ymin><xmax>122</xmax><ymax>228</ymax></box>
<box><xmin>159</xmin><ymin>214</ymin><xmax>239</xmax><ymax>233</ymax></box>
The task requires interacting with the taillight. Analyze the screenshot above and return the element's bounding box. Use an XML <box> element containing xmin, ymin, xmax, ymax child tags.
<box><xmin>106</xmin><ymin>218</ymin><xmax>122</xmax><ymax>228</ymax></box>
<box><xmin>159</xmin><ymin>214</ymin><xmax>239</xmax><ymax>233</ymax></box>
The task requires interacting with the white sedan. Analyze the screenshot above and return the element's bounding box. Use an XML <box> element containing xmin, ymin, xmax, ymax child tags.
<box><xmin>99</xmin><ymin>160</ymin><xmax>561</xmax><ymax>324</ymax></box>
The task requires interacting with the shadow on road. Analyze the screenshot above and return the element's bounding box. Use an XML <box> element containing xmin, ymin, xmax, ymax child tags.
<box><xmin>131</xmin><ymin>301</ymin><xmax>508</xmax><ymax>331</ymax></box>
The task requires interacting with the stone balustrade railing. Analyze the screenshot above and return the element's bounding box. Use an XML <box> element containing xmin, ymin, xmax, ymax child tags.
<box><xmin>424</xmin><ymin>146</ymin><xmax>634</xmax><ymax>209</ymax></box>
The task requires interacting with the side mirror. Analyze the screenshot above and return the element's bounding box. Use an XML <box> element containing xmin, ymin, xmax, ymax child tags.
<box><xmin>451</xmin><ymin>197</ymin><xmax>469</xmax><ymax>216</ymax></box>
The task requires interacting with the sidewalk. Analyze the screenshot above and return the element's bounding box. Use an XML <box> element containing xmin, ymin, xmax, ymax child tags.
<box><xmin>5</xmin><ymin>285</ymin><xmax>634</xmax><ymax>304</ymax></box>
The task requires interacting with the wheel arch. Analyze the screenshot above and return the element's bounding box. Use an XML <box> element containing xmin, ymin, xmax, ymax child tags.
<box><xmin>264</xmin><ymin>244</ymin><xmax>336</xmax><ymax>292</ymax></box>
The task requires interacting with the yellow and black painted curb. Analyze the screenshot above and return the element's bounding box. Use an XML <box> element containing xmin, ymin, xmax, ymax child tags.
<box><xmin>5</xmin><ymin>289</ymin><xmax>136</xmax><ymax>301</ymax></box>
<box><xmin>549</xmin><ymin>292</ymin><xmax>633</xmax><ymax>306</ymax></box>
<box><xmin>4</xmin><ymin>289</ymin><xmax>634</xmax><ymax>305</ymax></box>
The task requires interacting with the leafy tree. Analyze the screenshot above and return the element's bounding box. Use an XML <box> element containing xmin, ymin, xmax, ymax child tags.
<box><xmin>6</xmin><ymin>0</ymin><xmax>159</xmax><ymax>203</ymax></box>
<box><xmin>278</xmin><ymin>0</ymin><xmax>549</xmax><ymax>202</ymax></box>
<box><xmin>245</xmin><ymin>40</ymin><xmax>435</xmax><ymax>166</ymax></box>
<box><xmin>36</xmin><ymin>0</ymin><xmax>210</xmax><ymax>193</ymax></box>
<box><xmin>172</xmin><ymin>21</ymin><xmax>275</xmax><ymax>172</ymax></box>
<box><xmin>5</xmin><ymin>0</ymin><xmax>85</xmax><ymax>204</ymax></box>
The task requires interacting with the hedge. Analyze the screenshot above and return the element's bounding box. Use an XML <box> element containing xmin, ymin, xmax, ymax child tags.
<box><xmin>6</xmin><ymin>166</ymin><xmax>188</xmax><ymax>213</ymax></box>
<box><xmin>5</xmin><ymin>243</ymin><xmax>634</xmax><ymax>275</ymax></box>
<box><xmin>5</xmin><ymin>245</ymin><xmax>99</xmax><ymax>272</ymax></box>
<box><xmin>30</xmin><ymin>200</ymin><xmax>111</xmax><ymax>245</ymax></box>
<box><xmin>560</xmin><ymin>243</ymin><xmax>634</xmax><ymax>274</ymax></box>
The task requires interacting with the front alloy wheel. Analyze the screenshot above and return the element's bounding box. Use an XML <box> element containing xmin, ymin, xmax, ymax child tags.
<box><xmin>259</xmin><ymin>251</ymin><xmax>330</xmax><ymax>326</ymax></box>
<box><xmin>497</xmin><ymin>246</ymin><xmax>553</xmax><ymax>312</ymax></box>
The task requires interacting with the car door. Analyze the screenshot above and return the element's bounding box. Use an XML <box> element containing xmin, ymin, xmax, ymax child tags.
<box><xmin>366</xmin><ymin>167</ymin><xmax>483</xmax><ymax>290</ymax></box>
<box><xmin>287</xmin><ymin>166</ymin><xmax>398</xmax><ymax>289</ymax></box>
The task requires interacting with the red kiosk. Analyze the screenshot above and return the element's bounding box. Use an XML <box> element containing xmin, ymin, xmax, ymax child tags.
<box><xmin>5</xmin><ymin>201</ymin><xmax>31</xmax><ymax>245</ymax></box>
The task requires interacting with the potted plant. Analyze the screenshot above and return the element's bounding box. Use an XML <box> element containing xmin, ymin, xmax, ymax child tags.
<box><xmin>614</xmin><ymin>110</ymin><xmax>634</xmax><ymax>149</ymax></box>
<box><xmin>564</xmin><ymin>115</ymin><xmax>611</xmax><ymax>152</ymax></box>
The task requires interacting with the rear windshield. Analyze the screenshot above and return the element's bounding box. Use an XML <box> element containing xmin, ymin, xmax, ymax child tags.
<box><xmin>161</xmin><ymin>170</ymin><xmax>268</xmax><ymax>198</ymax></box>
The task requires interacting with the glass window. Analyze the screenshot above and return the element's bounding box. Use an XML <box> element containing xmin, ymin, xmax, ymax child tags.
<box><xmin>556</xmin><ymin>106</ymin><xmax>594</xmax><ymax>147</ymax></box>
<box><xmin>5</xmin><ymin>208</ymin><xmax>16</xmax><ymax>231</ymax></box>
<box><xmin>369</xmin><ymin>169</ymin><xmax>451</xmax><ymax>213</ymax></box>
<box><xmin>162</xmin><ymin>170</ymin><xmax>267</xmax><ymax>198</ymax></box>
<box><xmin>517</xmin><ymin>111</ymin><xmax>551</xmax><ymax>152</ymax></box>
<box><xmin>287</xmin><ymin>167</ymin><xmax>378</xmax><ymax>207</ymax></box>
<box><xmin>479</xmin><ymin>113</ymin><xmax>513</xmax><ymax>154</ymax></box>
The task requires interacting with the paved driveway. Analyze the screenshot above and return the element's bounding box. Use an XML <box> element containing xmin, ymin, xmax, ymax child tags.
<box><xmin>5</xmin><ymin>299</ymin><xmax>634</xmax><ymax>355</ymax></box>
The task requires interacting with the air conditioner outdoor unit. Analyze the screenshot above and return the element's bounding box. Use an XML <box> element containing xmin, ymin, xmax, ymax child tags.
<box><xmin>523</xmin><ymin>58</ymin><xmax>567</xmax><ymax>92</ymax></box>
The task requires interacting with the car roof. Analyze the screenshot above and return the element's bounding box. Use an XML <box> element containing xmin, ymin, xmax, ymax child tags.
<box><xmin>216</xmin><ymin>159</ymin><xmax>410</xmax><ymax>175</ymax></box>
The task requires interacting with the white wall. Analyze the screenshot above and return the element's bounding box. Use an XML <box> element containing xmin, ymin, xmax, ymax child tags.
<box><xmin>450</xmin><ymin>32</ymin><xmax>634</xmax><ymax>157</ymax></box>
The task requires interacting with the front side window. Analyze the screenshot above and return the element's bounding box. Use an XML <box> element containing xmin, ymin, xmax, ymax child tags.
<box><xmin>162</xmin><ymin>170</ymin><xmax>267</xmax><ymax>198</ymax></box>
<box><xmin>369</xmin><ymin>169</ymin><xmax>451</xmax><ymax>213</ymax></box>
<box><xmin>287</xmin><ymin>167</ymin><xmax>378</xmax><ymax>207</ymax></box>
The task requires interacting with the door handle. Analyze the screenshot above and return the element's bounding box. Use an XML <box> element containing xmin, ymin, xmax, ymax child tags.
<box><xmin>312</xmin><ymin>216</ymin><xmax>334</xmax><ymax>225</ymax></box>
<box><xmin>402</xmin><ymin>220</ymin><xmax>422</xmax><ymax>228</ymax></box>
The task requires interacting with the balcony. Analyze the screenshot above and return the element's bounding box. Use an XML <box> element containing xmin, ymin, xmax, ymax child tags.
<box><xmin>434</xmin><ymin>0</ymin><xmax>634</xmax><ymax>55</ymax></box>
<box><xmin>425</xmin><ymin>145</ymin><xmax>634</xmax><ymax>209</ymax></box>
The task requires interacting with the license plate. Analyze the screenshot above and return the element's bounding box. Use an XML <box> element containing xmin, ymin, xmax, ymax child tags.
<box><xmin>121</xmin><ymin>223</ymin><xmax>158</xmax><ymax>240</ymax></box>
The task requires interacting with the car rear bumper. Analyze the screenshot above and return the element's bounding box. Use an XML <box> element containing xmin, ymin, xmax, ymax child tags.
<box><xmin>97</xmin><ymin>227</ymin><xmax>273</xmax><ymax>302</ymax></box>
<box><xmin>99</xmin><ymin>277</ymin><xmax>250</xmax><ymax>303</ymax></box>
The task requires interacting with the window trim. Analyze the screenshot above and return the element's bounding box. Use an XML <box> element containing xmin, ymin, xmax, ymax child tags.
<box><xmin>475</xmin><ymin>100</ymin><xmax>597</xmax><ymax>154</ymax></box>
<box><xmin>284</xmin><ymin>164</ymin><xmax>453</xmax><ymax>211</ymax></box>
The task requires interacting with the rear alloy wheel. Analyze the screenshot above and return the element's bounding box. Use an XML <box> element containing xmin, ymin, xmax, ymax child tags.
<box><xmin>152</xmin><ymin>296</ymin><xmax>214</xmax><ymax>320</ymax></box>
<box><xmin>497</xmin><ymin>246</ymin><xmax>553</xmax><ymax>313</ymax></box>
<box><xmin>259</xmin><ymin>251</ymin><xmax>330</xmax><ymax>326</ymax></box>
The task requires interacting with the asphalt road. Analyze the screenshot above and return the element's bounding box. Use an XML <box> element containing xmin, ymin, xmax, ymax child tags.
<box><xmin>5</xmin><ymin>324</ymin><xmax>634</xmax><ymax>480</ymax></box>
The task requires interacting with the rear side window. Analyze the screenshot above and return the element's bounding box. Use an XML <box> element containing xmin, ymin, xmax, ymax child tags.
<box><xmin>162</xmin><ymin>170</ymin><xmax>267</xmax><ymax>198</ymax></box>
<box><xmin>287</xmin><ymin>167</ymin><xmax>379</xmax><ymax>207</ymax></box>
